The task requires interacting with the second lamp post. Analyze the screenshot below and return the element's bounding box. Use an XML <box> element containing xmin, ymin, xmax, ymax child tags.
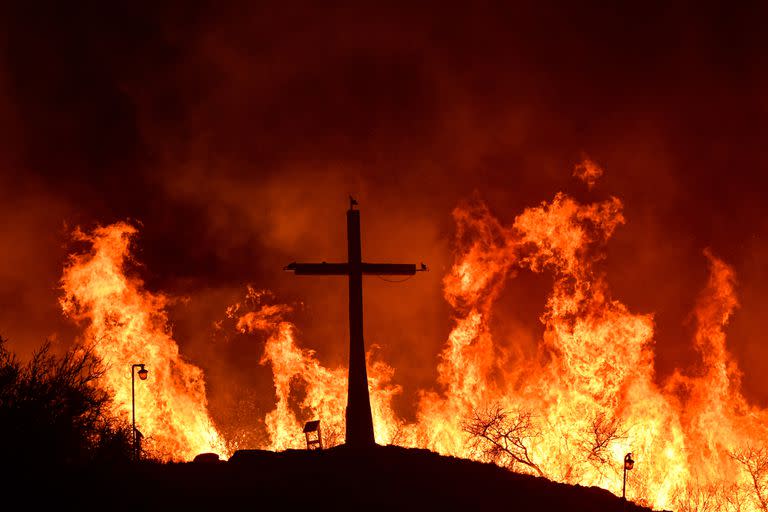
<box><xmin>131</xmin><ymin>363</ymin><xmax>149</xmax><ymax>461</ymax></box>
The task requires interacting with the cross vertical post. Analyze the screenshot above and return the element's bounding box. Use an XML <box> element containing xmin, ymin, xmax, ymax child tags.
<box><xmin>346</xmin><ymin>206</ymin><xmax>375</xmax><ymax>447</ymax></box>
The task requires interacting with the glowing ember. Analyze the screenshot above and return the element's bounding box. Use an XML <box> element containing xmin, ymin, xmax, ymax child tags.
<box><xmin>573</xmin><ymin>157</ymin><xmax>604</xmax><ymax>189</ymax></box>
<box><xmin>60</xmin><ymin>223</ymin><xmax>227</xmax><ymax>461</ymax></box>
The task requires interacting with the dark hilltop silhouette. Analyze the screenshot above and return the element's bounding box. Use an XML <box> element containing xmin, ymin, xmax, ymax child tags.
<box><xmin>19</xmin><ymin>444</ymin><xmax>657</xmax><ymax>511</ymax></box>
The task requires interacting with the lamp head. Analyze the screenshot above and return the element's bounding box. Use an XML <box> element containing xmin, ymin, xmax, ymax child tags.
<box><xmin>138</xmin><ymin>365</ymin><xmax>149</xmax><ymax>380</ymax></box>
<box><xmin>624</xmin><ymin>452</ymin><xmax>634</xmax><ymax>470</ymax></box>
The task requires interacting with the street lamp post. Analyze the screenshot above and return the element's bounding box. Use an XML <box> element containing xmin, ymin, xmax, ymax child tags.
<box><xmin>623</xmin><ymin>452</ymin><xmax>635</xmax><ymax>500</ymax></box>
<box><xmin>131</xmin><ymin>363</ymin><xmax>149</xmax><ymax>461</ymax></box>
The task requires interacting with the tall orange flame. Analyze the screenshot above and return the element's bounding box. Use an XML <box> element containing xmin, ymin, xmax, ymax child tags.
<box><xmin>231</xmin><ymin>286</ymin><xmax>404</xmax><ymax>450</ymax></box>
<box><xmin>60</xmin><ymin>222</ymin><xmax>227</xmax><ymax>461</ymax></box>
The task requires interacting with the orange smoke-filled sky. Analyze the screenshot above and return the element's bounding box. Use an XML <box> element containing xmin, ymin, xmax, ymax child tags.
<box><xmin>1</xmin><ymin>2</ymin><xmax>767</xmax><ymax>423</ymax></box>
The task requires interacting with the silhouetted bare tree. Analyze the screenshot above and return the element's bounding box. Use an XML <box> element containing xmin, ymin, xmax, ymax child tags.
<box><xmin>672</xmin><ymin>482</ymin><xmax>725</xmax><ymax>512</ymax></box>
<box><xmin>582</xmin><ymin>413</ymin><xmax>625</xmax><ymax>464</ymax></box>
<box><xmin>463</xmin><ymin>404</ymin><xmax>545</xmax><ymax>477</ymax></box>
<box><xmin>0</xmin><ymin>337</ymin><xmax>132</xmax><ymax>465</ymax></box>
<box><xmin>670</xmin><ymin>480</ymin><xmax>750</xmax><ymax>512</ymax></box>
<box><xmin>730</xmin><ymin>446</ymin><xmax>768</xmax><ymax>511</ymax></box>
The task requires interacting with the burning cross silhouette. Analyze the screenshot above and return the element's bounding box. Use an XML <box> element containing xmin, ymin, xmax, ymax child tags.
<box><xmin>284</xmin><ymin>198</ymin><xmax>426</xmax><ymax>448</ymax></box>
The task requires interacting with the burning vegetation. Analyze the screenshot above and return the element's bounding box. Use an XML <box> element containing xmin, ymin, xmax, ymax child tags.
<box><xmin>43</xmin><ymin>166</ymin><xmax>767</xmax><ymax>511</ymax></box>
<box><xmin>59</xmin><ymin>223</ymin><xmax>227</xmax><ymax>461</ymax></box>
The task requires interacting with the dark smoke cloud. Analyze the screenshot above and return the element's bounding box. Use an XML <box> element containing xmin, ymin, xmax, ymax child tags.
<box><xmin>2</xmin><ymin>2</ymin><xmax>768</xmax><ymax>429</ymax></box>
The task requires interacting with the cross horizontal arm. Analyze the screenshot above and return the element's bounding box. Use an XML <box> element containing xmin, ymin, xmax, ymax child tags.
<box><xmin>361</xmin><ymin>263</ymin><xmax>417</xmax><ymax>275</ymax></box>
<box><xmin>284</xmin><ymin>262</ymin><xmax>421</xmax><ymax>276</ymax></box>
<box><xmin>284</xmin><ymin>262</ymin><xmax>349</xmax><ymax>275</ymax></box>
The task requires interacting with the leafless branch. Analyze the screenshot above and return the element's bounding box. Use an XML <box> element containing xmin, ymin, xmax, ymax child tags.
<box><xmin>462</xmin><ymin>404</ymin><xmax>545</xmax><ymax>478</ymax></box>
<box><xmin>730</xmin><ymin>445</ymin><xmax>768</xmax><ymax>511</ymax></box>
<box><xmin>579</xmin><ymin>412</ymin><xmax>626</xmax><ymax>467</ymax></box>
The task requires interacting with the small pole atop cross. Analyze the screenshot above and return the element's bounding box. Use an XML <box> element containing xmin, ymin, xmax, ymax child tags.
<box><xmin>285</xmin><ymin>199</ymin><xmax>426</xmax><ymax>448</ymax></box>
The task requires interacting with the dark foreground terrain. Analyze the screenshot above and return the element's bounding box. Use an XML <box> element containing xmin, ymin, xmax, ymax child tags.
<box><xmin>17</xmin><ymin>445</ymin><xmax>655</xmax><ymax>511</ymax></box>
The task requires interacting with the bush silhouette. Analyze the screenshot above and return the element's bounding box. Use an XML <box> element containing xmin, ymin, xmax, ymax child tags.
<box><xmin>0</xmin><ymin>337</ymin><xmax>132</xmax><ymax>465</ymax></box>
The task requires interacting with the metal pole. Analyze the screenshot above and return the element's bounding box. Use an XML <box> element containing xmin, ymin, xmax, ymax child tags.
<box><xmin>622</xmin><ymin>464</ymin><xmax>626</xmax><ymax>499</ymax></box>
